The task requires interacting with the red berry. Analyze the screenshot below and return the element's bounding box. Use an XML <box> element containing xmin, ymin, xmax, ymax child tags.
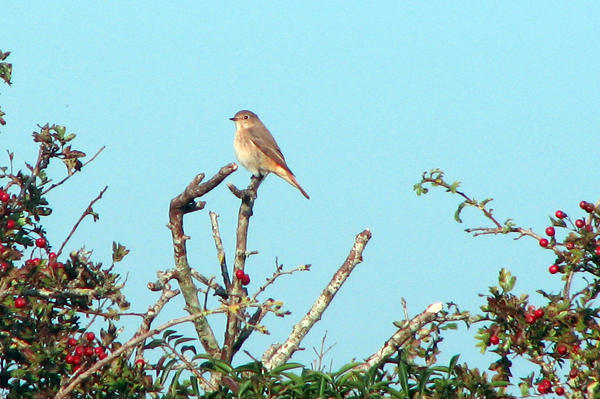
<box><xmin>557</xmin><ymin>344</ymin><xmax>568</xmax><ymax>356</ymax></box>
<box><xmin>489</xmin><ymin>335</ymin><xmax>500</xmax><ymax>345</ymax></box>
<box><xmin>569</xmin><ymin>368</ymin><xmax>578</xmax><ymax>379</ymax></box>
<box><xmin>241</xmin><ymin>274</ymin><xmax>251</xmax><ymax>286</ymax></box>
<box><xmin>14</xmin><ymin>297</ymin><xmax>27</xmax><ymax>308</ymax></box>
<box><xmin>0</xmin><ymin>262</ymin><xmax>9</xmax><ymax>272</ymax></box>
<box><xmin>135</xmin><ymin>359</ymin><xmax>145</xmax><ymax>367</ymax></box>
<box><xmin>98</xmin><ymin>351</ymin><xmax>108</xmax><ymax>360</ymax></box>
<box><xmin>35</xmin><ymin>237</ymin><xmax>47</xmax><ymax>248</ymax></box>
<box><xmin>66</xmin><ymin>354</ymin><xmax>75</xmax><ymax>364</ymax></box>
<box><xmin>73</xmin><ymin>355</ymin><xmax>82</xmax><ymax>365</ymax></box>
<box><xmin>234</xmin><ymin>269</ymin><xmax>245</xmax><ymax>279</ymax></box>
<box><xmin>68</xmin><ymin>338</ymin><xmax>78</xmax><ymax>347</ymax></box>
<box><xmin>565</xmin><ymin>242</ymin><xmax>575</xmax><ymax>250</ymax></box>
<box><xmin>595</xmin><ymin>247</ymin><xmax>600</xmax><ymax>256</ymax></box>
<box><xmin>555</xmin><ymin>386</ymin><xmax>565</xmax><ymax>396</ymax></box>
<box><xmin>580</xmin><ymin>201</ymin><xmax>589</xmax><ymax>210</ymax></box>
<box><xmin>545</xmin><ymin>226</ymin><xmax>555</xmax><ymax>236</ymax></box>
<box><xmin>94</xmin><ymin>347</ymin><xmax>105</xmax><ymax>355</ymax></box>
<box><xmin>539</xmin><ymin>379</ymin><xmax>552</xmax><ymax>392</ymax></box>
<box><xmin>0</xmin><ymin>192</ymin><xmax>9</xmax><ymax>203</ymax></box>
<box><xmin>84</xmin><ymin>346</ymin><xmax>94</xmax><ymax>357</ymax></box>
<box><xmin>85</xmin><ymin>332</ymin><xmax>95</xmax><ymax>342</ymax></box>
<box><xmin>539</xmin><ymin>238</ymin><xmax>549</xmax><ymax>247</ymax></box>
<box><xmin>75</xmin><ymin>346</ymin><xmax>85</xmax><ymax>356</ymax></box>
<box><xmin>6</xmin><ymin>219</ymin><xmax>15</xmax><ymax>229</ymax></box>
<box><xmin>25</xmin><ymin>257</ymin><xmax>41</xmax><ymax>268</ymax></box>
<box><xmin>585</xmin><ymin>203</ymin><xmax>595</xmax><ymax>213</ymax></box>
<box><xmin>534</xmin><ymin>308</ymin><xmax>545</xmax><ymax>318</ymax></box>
<box><xmin>49</xmin><ymin>252</ymin><xmax>57</xmax><ymax>260</ymax></box>
<box><xmin>525</xmin><ymin>314</ymin><xmax>537</xmax><ymax>324</ymax></box>
<box><xmin>555</xmin><ymin>210</ymin><xmax>567</xmax><ymax>219</ymax></box>
<box><xmin>549</xmin><ymin>265</ymin><xmax>560</xmax><ymax>274</ymax></box>
<box><xmin>575</xmin><ymin>219</ymin><xmax>585</xmax><ymax>228</ymax></box>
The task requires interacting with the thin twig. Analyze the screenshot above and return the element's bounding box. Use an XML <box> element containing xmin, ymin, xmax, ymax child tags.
<box><xmin>54</xmin><ymin>308</ymin><xmax>222</xmax><ymax>399</ymax></box>
<box><xmin>56</xmin><ymin>186</ymin><xmax>108</xmax><ymax>257</ymax></box>
<box><xmin>130</xmin><ymin>280</ymin><xmax>180</xmax><ymax>359</ymax></box>
<box><xmin>42</xmin><ymin>146</ymin><xmax>105</xmax><ymax>195</ymax></box>
<box><xmin>209</xmin><ymin>212</ymin><xmax>230</xmax><ymax>290</ymax></box>
<box><xmin>252</xmin><ymin>262</ymin><xmax>310</xmax><ymax>302</ymax></box>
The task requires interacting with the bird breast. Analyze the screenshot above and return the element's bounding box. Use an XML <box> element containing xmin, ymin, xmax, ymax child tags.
<box><xmin>234</xmin><ymin>131</ymin><xmax>269</xmax><ymax>176</ymax></box>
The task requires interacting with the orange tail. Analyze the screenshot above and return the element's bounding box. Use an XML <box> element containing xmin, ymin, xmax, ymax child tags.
<box><xmin>273</xmin><ymin>167</ymin><xmax>310</xmax><ymax>199</ymax></box>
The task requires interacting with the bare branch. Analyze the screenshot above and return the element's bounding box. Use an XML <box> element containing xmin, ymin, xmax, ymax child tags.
<box><xmin>263</xmin><ymin>229</ymin><xmax>372</xmax><ymax>370</ymax></box>
<box><xmin>167</xmin><ymin>164</ymin><xmax>237</xmax><ymax>357</ymax></box>
<box><xmin>56</xmin><ymin>186</ymin><xmax>107</xmax><ymax>257</ymax></box>
<box><xmin>129</xmin><ymin>279</ymin><xmax>180</xmax><ymax>359</ymax></box>
<box><xmin>222</xmin><ymin>174</ymin><xmax>264</xmax><ymax>362</ymax></box>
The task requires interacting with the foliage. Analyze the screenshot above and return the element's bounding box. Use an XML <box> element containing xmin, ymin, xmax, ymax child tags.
<box><xmin>0</xmin><ymin>51</ymin><xmax>154</xmax><ymax>399</ymax></box>
<box><xmin>417</xmin><ymin>168</ymin><xmax>600</xmax><ymax>397</ymax></box>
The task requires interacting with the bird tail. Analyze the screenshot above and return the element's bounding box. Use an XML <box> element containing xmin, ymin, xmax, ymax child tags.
<box><xmin>275</xmin><ymin>168</ymin><xmax>310</xmax><ymax>199</ymax></box>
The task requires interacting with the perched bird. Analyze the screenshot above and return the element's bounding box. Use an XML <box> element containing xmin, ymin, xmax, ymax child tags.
<box><xmin>230</xmin><ymin>110</ymin><xmax>310</xmax><ymax>199</ymax></box>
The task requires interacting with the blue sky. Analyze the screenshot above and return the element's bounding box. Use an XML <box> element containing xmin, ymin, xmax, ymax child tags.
<box><xmin>2</xmin><ymin>1</ymin><xmax>599</xmax><ymax>379</ymax></box>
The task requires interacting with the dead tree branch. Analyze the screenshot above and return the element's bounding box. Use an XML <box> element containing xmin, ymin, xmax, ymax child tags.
<box><xmin>167</xmin><ymin>163</ymin><xmax>236</xmax><ymax>357</ymax></box>
<box><xmin>263</xmin><ymin>228</ymin><xmax>372</xmax><ymax>370</ymax></box>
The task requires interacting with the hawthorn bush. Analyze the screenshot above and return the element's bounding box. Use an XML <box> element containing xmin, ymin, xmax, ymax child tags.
<box><xmin>2</xmin><ymin>49</ymin><xmax>600</xmax><ymax>398</ymax></box>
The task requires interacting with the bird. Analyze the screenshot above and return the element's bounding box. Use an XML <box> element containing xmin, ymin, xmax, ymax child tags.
<box><xmin>230</xmin><ymin>110</ymin><xmax>310</xmax><ymax>199</ymax></box>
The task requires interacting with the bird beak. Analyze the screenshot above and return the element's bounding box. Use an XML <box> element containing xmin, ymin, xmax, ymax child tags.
<box><xmin>229</xmin><ymin>117</ymin><xmax>237</xmax><ymax>121</ymax></box>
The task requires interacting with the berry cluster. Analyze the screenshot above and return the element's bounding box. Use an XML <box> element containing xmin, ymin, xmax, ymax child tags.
<box><xmin>234</xmin><ymin>269</ymin><xmax>251</xmax><ymax>285</ymax></box>
<box><xmin>539</xmin><ymin>201</ymin><xmax>600</xmax><ymax>275</ymax></box>
<box><xmin>64</xmin><ymin>332</ymin><xmax>108</xmax><ymax>373</ymax></box>
<box><xmin>535</xmin><ymin>378</ymin><xmax>566</xmax><ymax>395</ymax></box>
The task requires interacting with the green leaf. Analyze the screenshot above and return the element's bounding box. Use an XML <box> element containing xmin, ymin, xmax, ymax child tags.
<box><xmin>448</xmin><ymin>180</ymin><xmax>461</xmax><ymax>194</ymax></box>
<box><xmin>55</xmin><ymin>125</ymin><xmax>66</xmax><ymax>138</ymax></box>
<box><xmin>112</xmin><ymin>242</ymin><xmax>130</xmax><ymax>263</ymax></box>
<box><xmin>440</xmin><ymin>323</ymin><xmax>458</xmax><ymax>330</ymax></box>
<box><xmin>498</xmin><ymin>268</ymin><xmax>516</xmax><ymax>293</ymax></box>
<box><xmin>413</xmin><ymin>183</ymin><xmax>429</xmax><ymax>196</ymax></box>
<box><xmin>454</xmin><ymin>202</ymin><xmax>466</xmax><ymax>223</ymax></box>
<box><xmin>270</xmin><ymin>362</ymin><xmax>304</xmax><ymax>374</ymax></box>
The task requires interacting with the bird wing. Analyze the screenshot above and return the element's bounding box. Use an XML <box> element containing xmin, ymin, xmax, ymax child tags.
<box><xmin>247</xmin><ymin>127</ymin><xmax>291</xmax><ymax>170</ymax></box>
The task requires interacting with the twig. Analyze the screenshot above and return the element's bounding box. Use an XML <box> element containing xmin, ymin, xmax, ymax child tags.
<box><xmin>54</xmin><ymin>308</ymin><xmax>221</xmax><ymax>399</ymax></box>
<box><xmin>262</xmin><ymin>229</ymin><xmax>372</xmax><ymax>370</ymax></box>
<box><xmin>130</xmin><ymin>280</ymin><xmax>180</xmax><ymax>359</ymax></box>
<box><xmin>231</xmin><ymin>299</ymin><xmax>274</xmax><ymax>356</ymax></box>
<box><xmin>162</xmin><ymin>338</ymin><xmax>217</xmax><ymax>392</ymax></box>
<box><xmin>312</xmin><ymin>331</ymin><xmax>336</xmax><ymax>372</ymax></box>
<box><xmin>252</xmin><ymin>262</ymin><xmax>310</xmax><ymax>302</ymax></box>
<box><xmin>209</xmin><ymin>212</ymin><xmax>230</xmax><ymax>290</ymax></box>
<box><xmin>57</xmin><ymin>186</ymin><xmax>108</xmax><ymax>257</ymax></box>
<box><xmin>42</xmin><ymin>146</ymin><xmax>105</xmax><ymax>195</ymax></box>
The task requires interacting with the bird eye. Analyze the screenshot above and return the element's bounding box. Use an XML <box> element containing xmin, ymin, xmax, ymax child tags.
<box><xmin>243</xmin><ymin>115</ymin><xmax>249</xmax><ymax>120</ymax></box>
